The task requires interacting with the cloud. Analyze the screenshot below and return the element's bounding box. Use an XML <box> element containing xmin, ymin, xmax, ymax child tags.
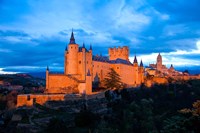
<box><xmin>114</xmin><ymin>5</ymin><xmax>151</xmax><ymax>30</ymax></box>
<box><xmin>0</xmin><ymin>68</ymin><xmax>17</xmax><ymax>74</ymax></box>
<box><xmin>130</xmin><ymin>40</ymin><xmax>200</xmax><ymax>67</ymax></box>
<box><xmin>162</xmin><ymin>24</ymin><xmax>188</xmax><ymax>37</ymax></box>
<box><xmin>149</xmin><ymin>0</ymin><xmax>200</xmax><ymax>23</ymax></box>
<box><xmin>0</xmin><ymin>0</ymin><xmax>200</xmax><ymax>72</ymax></box>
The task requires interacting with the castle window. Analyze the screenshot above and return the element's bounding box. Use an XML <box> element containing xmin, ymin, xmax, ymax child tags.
<box><xmin>79</xmin><ymin>61</ymin><xmax>81</xmax><ymax>64</ymax></box>
<box><xmin>71</xmin><ymin>46</ymin><xmax>73</xmax><ymax>49</ymax></box>
<box><xmin>117</xmin><ymin>67</ymin><xmax>119</xmax><ymax>69</ymax></box>
<box><xmin>87</xmin><ymin>61</ymin><xmax>88</xmax><ymax>64</ymax></box>
<box><xmin>27</xmin><ymin>95</ymin><xmax>30</xmax><ymax>100</ymax></box>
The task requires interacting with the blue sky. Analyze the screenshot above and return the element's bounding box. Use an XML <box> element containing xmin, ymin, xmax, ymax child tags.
<box><xmin>0</xmin><ymin>0</ymin><xmax>200</xmax><ymax>73</ymax></box>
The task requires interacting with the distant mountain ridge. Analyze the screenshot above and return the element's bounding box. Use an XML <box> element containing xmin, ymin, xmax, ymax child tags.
<box><xmin>27</xmin><ymin>72</ymin><xmax>46</xmax><ymax>79</ymax></box>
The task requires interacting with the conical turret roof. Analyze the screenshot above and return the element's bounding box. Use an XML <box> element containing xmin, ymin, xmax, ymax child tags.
<box><xmin>140</xmin><ymin>60</ymin><xmax>143</xmax><ymax>67</ymax></box>
<box><xmin>134</xmin><ymin>55</ymin><xmax>138</xmax><ymax>64</ymax></box>
<box><xmin>69</xmin><ymin>29</ymin><xmax>76</xmax><ymax>44</ymax></box>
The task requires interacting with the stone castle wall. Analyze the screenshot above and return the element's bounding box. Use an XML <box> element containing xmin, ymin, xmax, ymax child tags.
<box><xmin>92</xmin><ymin>61</ymin><xmax>110</xmax><ymax>81</ymax></box>
<box><xmin>46</xmin><ymin>74</ymin><xmax>78</xmax><ymax>94</ymax></box>
<box><xmin>16</xmin><ymin>94</ymin><xmax>65</xmax><ymax>107</ymax></box>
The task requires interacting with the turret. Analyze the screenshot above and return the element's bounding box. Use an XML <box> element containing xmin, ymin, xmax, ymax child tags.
<box><xmin>169</xmin><ymin>64</ymin><xmax>175</xmax><ymax>72</ymax></box>
<box><xmin>82</xmin><ymin>42</ymin><xmax>85</xmax><ymax>48</ymax></box>
<box><xmin>65</xmin><ymin>30</ymin><xmax>79</xmax><ymax>75</ymax></box>
<box><xmin>86</xmin><ymin>69</ymin><xmax>92</xmax><ymax>94</ymax></box>
<box><xmin>89</xmin><ymin>44</ymin><xmax>92</xmax><ymax>51</ymax></box>
<box><xmin>69</xmin><ymin>29</ymin><xmax>76</xmax><ymax>44</ymax></box>
<box><xmin>139</xmin><ymin>60</ymin><xmax>144</xmax><ymax>84</ymax></box>
<box><xmin>133</xmin><ymin>55</ymin><xmax>138</xmax><ymax>66</ymax></box>
<box><xmin>133</xmin><ymin>55</ymin><xmax>139</xmax><ymax>86</ymax></box>
<box><xmin>46</xmin><ymin>66</ymin><xmax>49</xmax><ymax>89</ymax></box>
<box><xmin>140</xmin><ymin>60</ymin><xmax>143</xmax><ymax>67</ymax></box>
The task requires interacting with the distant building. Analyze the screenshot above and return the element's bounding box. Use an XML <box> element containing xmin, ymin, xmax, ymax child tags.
<box><xmin>146</xmin><ymin>53</ymin><xmax>200</xmax><ymax>86</ymax></box>
<box><xmin>149</xmin><ymin>53</ymin><xmax>169</xmax><ymax>75</ymax></box>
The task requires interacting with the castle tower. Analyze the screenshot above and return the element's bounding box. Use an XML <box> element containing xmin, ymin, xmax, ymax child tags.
<box><xmin>138</xmin><ymin>60</ymin><xmax>144</xmax><ymax>84</ymax></box>
<box><xmin>79</xmin><ymin>43</ymin><xmax>86</xmax><ymax>80</ymax></box>
<box><xmin>46</xmin><ymin>66</ymin><xmax>49</xmax><ymax>89</ymax></box>
<box><xmin>133</xmin><ymin>55</ymin><xmax>139</xmax><ymax>86</ymax></box>
<box><xmin>65</xmin><ymin>30</ymin><xmax>79</xmax><ymax>75</ymax></box>
<box><xmin>109</xmin><ymin>46</ymin><xmax>129</xmax><ymax>60</ymax></box>
<box><xmin>88</xmin><ymin>44</ymin><xmax>93</xmax><ymax>79</ymax></box>
<box><xmin>156</xmin><ymin>53</ymin><xmax>162</xmax><ymax>71</ymax></box>
<box><xmin>77</xmin><ymin>43</ymin><xmax>93</xmax><ymax>81</ymax></box>
<box><xmin>86</xmin><ymin>69</ymin><xmax>92</xmax><ymax>94</ymax></box>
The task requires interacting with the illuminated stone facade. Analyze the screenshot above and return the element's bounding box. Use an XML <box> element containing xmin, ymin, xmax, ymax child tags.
<box><xmin>46</xmin><ymin>31</ymin><xmax>145</xmax><ymax>94</ymax></box>
<box><xmin>17</xmin><ymin>31</ymin><xmax>145</xmax><ymax>107</ymax></box>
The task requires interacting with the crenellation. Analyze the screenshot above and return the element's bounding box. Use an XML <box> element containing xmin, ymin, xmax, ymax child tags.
<box><xmin>109</xmin><ymin>46</ymin><xmax>129</xmax><ymax>61</ymax></box>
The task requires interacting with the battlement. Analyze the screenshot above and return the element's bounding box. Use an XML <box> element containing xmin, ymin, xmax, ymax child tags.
<box><xmin>109</xmin><ymin>46</ymin><xmax>129</xmax><ymax>60</ymax></box>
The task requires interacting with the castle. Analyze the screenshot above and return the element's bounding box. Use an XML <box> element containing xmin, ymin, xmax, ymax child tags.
<box><xmin>46</xmin><ymin>31</ymin><xmax>144</xmax><ymax>95</ymax></box>
<box><xmin>16</xmin><ymin>31</ymin><xmax>200</xmax><ymax>107</ymax></box>
<box><xmin>16</xmin><ymin>31</ymin><xmax>145</xmax><ymax>107</ymax></box>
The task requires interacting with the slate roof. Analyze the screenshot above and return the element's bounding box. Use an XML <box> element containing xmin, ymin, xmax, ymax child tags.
<box><xmin>92</xmin><ymin>56</ymin><xmax>109</xmax><ymax>62</ymax></box>
<box><xmin>92</xmin><ymin>56</ymin><xmax>132</xmax><ymax>65</ymax></box>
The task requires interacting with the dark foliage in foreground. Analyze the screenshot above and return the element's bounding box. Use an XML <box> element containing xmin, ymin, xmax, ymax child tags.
<box><xmin>42</xmin><ymin>79</ymin><xmax>200</xmax><ymax>133</ymax></box>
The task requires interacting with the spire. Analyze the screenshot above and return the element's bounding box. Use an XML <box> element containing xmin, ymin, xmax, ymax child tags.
<box><xmin>89</xmin><ymin>44</ymin><xmax>92</xmax><ymax>50</ymax></box>
<box><xmin>134</xmin><ymin>55</ymin><xmax>138</xmax><ymax>64</ymax></box>
<box><xmin>82</xmin><ymin>42</ymin><xmax>85</xmax><ymax>48</ymax></box>
<box><xmin>158</xmin><ymin>52</ymin><xmax>161</xmax><ymax>58</ymax></box>
<box><xmin>170</xmin><ymin>64</ymin><xmax>173</xmax><ymax>68</ymax></box>
<box><xmin>46</xmin><ymin>66</ymin><xmax>49</xmax><ymax>71</ymax></box>
<box><xmin>140</xmin><ymin>60</ymin><xmax>143</xmax><ymax>67</ymax></box>
<box><xmin>69</xmin><ymin>29</ymin><xmax>76</xmax><ymax>44</ymax></box>
<box><xmin>87</xmin><ymin>69</ymin><xmax>91</xmax><ymax>76</ymax></box>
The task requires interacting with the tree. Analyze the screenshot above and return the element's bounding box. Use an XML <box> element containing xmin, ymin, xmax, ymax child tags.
<box><xmin>43</xmin><ymin>117</ymin><xmax>68</xmax><ymax>133</ymax></box>
<box><xmin>103</xmin><ymin>68</ymin><xmax>123</xmax><ymax>90</ymax></box>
